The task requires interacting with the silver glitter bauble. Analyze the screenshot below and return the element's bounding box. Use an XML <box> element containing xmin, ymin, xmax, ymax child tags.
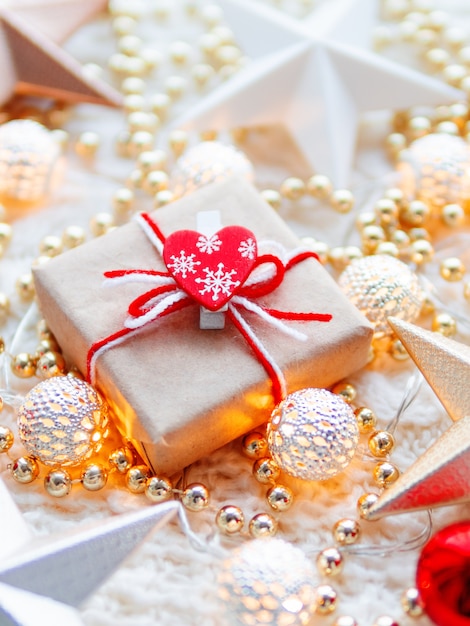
<box><xmin>338</xmin><ymin>255</ymin><xmax>424</xmax><ymax>337</ymax></box>
<box><xmin>17</xmin><ymin>376</ymin><xmax>108</xmax><ymax>466</ymax></box>
<box><xmin>398</xmin><ymin>133</ymin><xmax>470</xmax><ymax>207</ymax></box>
<box><xmin>170</xmin><ymin>141</ymin><xmax>254</xmax><ymax>197</ymax></box>
<box><xmin>0</xmin><ymin>120</ymin><xmax>63</xmax><ymax>202</ymax></box>
<box><xmin>218</xmin><ymin>538</ymin><xmax>317</xmax><ymax>626</ymax></box>
<box><xmin>267</xmin><ymin>388</ymin><xmax>358</xmax><ymax>481</ymax></box>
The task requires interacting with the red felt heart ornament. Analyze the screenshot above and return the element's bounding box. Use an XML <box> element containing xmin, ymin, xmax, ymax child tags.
<box><xmin>163</xmin><ymin>226</ymin><xmax>258</xmax><ymax>311</ymax></box>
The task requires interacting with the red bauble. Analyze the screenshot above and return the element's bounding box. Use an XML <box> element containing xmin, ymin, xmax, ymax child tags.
<box><xmin>416</xmin><ymin>521</ymin><xmax>470</xmax><ymax>626</ymax></box>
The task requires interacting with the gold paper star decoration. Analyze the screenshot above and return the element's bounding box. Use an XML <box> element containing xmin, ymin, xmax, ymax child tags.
<box><xmin>0</xmin><ymin>6</ymin><xmax>122</xmax><ymax>108</ymax></box>
<box><xmin>368</xmin><ymin>317</ymin><xmax>470</xmax><ymax>519</ymax></box>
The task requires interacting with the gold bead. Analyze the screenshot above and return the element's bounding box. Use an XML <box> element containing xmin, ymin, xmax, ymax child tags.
<box><xmin>301</xmin><ymin>238</ymin><xmax>329</xmax><ymax>264</ymax></box>
<box><xmin>432</xmin><ymin>312</ymin><xmax>457</xmax><ymax>337</ymax></box>
<box><xmin>408</xmin><ymin>115</ymin><xmax>431</xmax><ymax>140</ymax></box>
<box><xmin>62</xmin><ymin>225</ymin><xmax>86</xmax><ymax>248</ymax></box>
<box><xmin>37</xmin><ymin>319</ymin><xmax>54</xmax><ymax>341</ymax></box>
<box><xmin>153</xmin><ymin>190</ymin><xmax>174</xmax><ymax>207</ymax></box>
<box><xmin>332</xmin><ymin>382</ymin><xmax>356</xmax><ymax>404</ymax></box>
<box><xmin>390</xmin><ymin>229</ymin><xmax>410</xmax><ymax>249</ymax></box>
<box><xmin>45</xmin><ymin>469</ymin><xmax>72</xmax><ymax>497</ymax></box>
<box><xmin>464</xmin><ymin>280</ymin><xmax>470</xmax><ymax>300</ymax></box>
<box><xmin>333</xmin><ymin>519</ymin><xmax>361</xmax><ymax>545</ymax></box>
<box><xmin>81</xmin><ymin>464</ymin><xmax>108</xmax><ymax>491</ymax></box>
<box><xmin>0</xmin><ymin>425</ymin><xmax>14</xmax><ymax>452</ymax></box>
<box><xmin>168</xmin><ymin>130</ymin><xmax>188</xmax><ymax>156</ymax></box>
<box><xmin>436</xmin><ymin>120</ymin><xmax>460</xmax><ymax>136</ymax></box>
<box><xmin>410</xmin><ymin>239</ymin><xmax>434</xmax><ymax>265</ymax></box>
<box><xmin>266</xmin><ymin>484</ymin><xmax>293</xmax><ymax>512</ymax></box>
<box><xmin>376</xmin><ymin>241</ymin><xmax>399</xmax><ymax>257</ymax></box>
<box><xmin>280</xmin><ymin>177</ymin><xmax>306</xmax><ymax>200</ymax></box>
<box><xmin>368</xmin><ymin>431</ymin><xmax>395</xmax><ymax>458</ymax></box>
<box><xmin>145</xmin><ymin>475</ymin><xmax>173</xmax><ymax>503</ymax></box>
<box><xmin>123</xmin><ymin>94</ymin><xmax>146</xmax><ymax>114</ymax></box>
<box><xmin>253</xmin><ymin>457</ymin><xmax>281</xmax><ymax>484</ymax></box>
<box><xmin>112</xmin><ymin>188</ymin><xmax>134</xmax><ymax>220</ymax></box>
<box><xmin>333</xmin><ymin>617</ymin><xmax>358</xmax><ymax>626</ymax></box>
<box><xmin>165</xmin><ymin>76</ymin><xmax>187</xmax><ymax>100</ymax></box>
<box><xmin>126</xmin><ymin>168</ymin><xmax>144</xmax><ymax>188</ymax></box>
<box><xmin>118</xmin><ymin>34</ymin><xmax>142</xmax><ymax>56</ymax></box>
<box><xmin>90</xmin><ymin>212</ymin><xmax>115</xmax><ymax>237</ymax></box>
<box><xmin>374</xmin><ymin>198</ymin><xmax>398</xmax><ymax>228</ymax></box>
<box><xmin>372</xmin><ymin>617</ymin><xmax>399</xmax><ymax>626</ymax></box>
<box><xmin>356</xmin><ymin>211</ymin><xmax>377</xmax><ymax>231</ymax></box>
<box><xmin>315</xmin><ymin>584</ymin><xmax>337</xmax><ymax>615</ymax></box>
<box><xmin>316</xmin><ymin>547</ymin><xmax>343</xmax><ymax>577</ymax></box>
<box><xmin>35</xmin><ymin>339</ymin><xmax>60</xmax><ymax>359</ymax></box>
<box><xmin>115</xmin><ymin>130</ymin><xmax>132</xmax><ymax>157</ymax></box>
<box><xmin>138</xmin><ymin>150</ymin><xmax>168</xmax><ymax>172</ymax></box>
<box><xmin>401</xmin><ymin>200</ymin><xmax>431</xmax><ymax>227</ymax></box>
<box><xmin>109</xmin><ymin>447</ymin><xmax>134</xmax><ymax>473</ymax></box>
<box><xmin>361</xmin><ymin>224</ymin><xmax>386</xmax><ymax>254</ymax></box>
<box><xmin>143</xmin><ymin>170</ymin><xmax>169</xmax><ymax>194</ymax></box>
<box><xmin>249</xmin><ymin>512</ymin><xmax>278</xmax><ymax>538</ymax></box>
<box><xmin>11</xmin><ymin>456</ymin><xmax>39</xmax><ymax>483</ymax></box>
<box><xmin>260</xmin><ymin>189</ymin><xmax>282</xmax><ymax>211</ymax></box>
<box><xmin>440</xmin><ymin>257</ymin><xmax>465</xmax><ymax>281</ymax></box>
<box><xmin>328</xmin><ymin>247</ymin><xmax>348</xmax><ymax>271</ymax></box>
<box><xmin>211</xmin><ymin>26</ymin><xmax>236</xmax><ymax>45</ymax></box>
<box><xmin>0</xmin><ymin>336</ymin><xmax>4</xmax><ymax>354</ymax></box>
<box><xmin>0</xmin><ymin>292</ymin><xmax>10</xmax><ymax>323</ymax></box>
<box><xmin>373</xmin><ymin>461</ymin><xmax>400</xmax><ymax>487</ymax></box>
<box><xmin>441</xmin><ymin>203</ymin><xmax>464</xmax><ymax>228</ymax></box>
<box><xmin>16</xmin><ymin>273</ymin><xmax>35</xmax><ymax>301</ymax></box>
<box><xmin>386</xmin><ymin>132</ymin><xmax>407</xmax><ymax>159</ymax></box>
<box><xmin>169</xmin><ymin>40</ymin><xmax>192</xmax><ymax>65</ymax></box>
<box><xmin>443</xmin><ymin>63</ymin><xmax>467</xmax><ymax>87</ymax></box>
<box><xmin>192</xmin><ymin>63</ymin><xmax>215</xmax><ymax>88</ymax></box>
<box><xmin>36</xmin><ymin>351</ymin><xmax>66</xmax><ymax>378</ymax></box>
<box><xmin>390</xmin><ymin>338</ymin><xmax>410</xmax><ymax>361</ymax></box>
<box><xmin>112</xmin><ymin>15</ymin><xmax>137</xmax><ymax>36</ymax></box>
<box><xmin>126</xmin><ymin>465</ymin><xmax>151</xmax><ymax>493</ymax></box>
<box><xmin>121</xmin><ymin>76</ymin><xmax>145</xmax><ymax>95</ymax></box>
<box><xmin>242</xmin><ymin>431</ymin><xmax>268</xmax><ymax>459</ymax></box>
<box><xmin>75</xmin><ymin>131</ymin><xmax>100</xmax><ymax>158</ymax></box>
<box><xmin>127</xmin><ymin>111</ymin><xmax>159</xmax><ymax>134</ymax></box>
<box><xmin>141</xmin><ymin>48</ymin><xmax>162</xmax><ymax>72</ymax></box>
<box><xmin>129</xmin><ymin>131</ymin><xmax>155</xmax><ymax>156</ymax></box>
<box><xmin>0</xmin><ymin>222</ymin><xmax>12</xmax><ymax>248</ymax></box>
<box><xmin>331</xmin><ymin>189</ymin><xmax>354</xmax><ymax>213</ymax></box>
<box><xmin>401</xmin><ymin>587</ymin><xmax>424</xmax><ymax>617</ymax></box>
<box><xmin>425</xmin><ymin>47</ymin><xmax>450</xmax><ymax>70</ymax></box>
<box><xmin>215</xmin><ymin>505</ymin><xmax>244</xmax><ymax>534</ymax></box>
<box><xmin>357</xmin><ymin>492</ymin><xmax>380</xmax><ymax>520</ymax></box>
<box><xmin>149</xmin><ymin>93</ymin><xmax>172</xmax><ymax>119</ymax></box>
<box><xmin>409</xmin><ymin>227</ymin><xmax>430</xmax><ymax>242</ymax></box>
<box><xmin>306</xmin><ymin>174</ymin><xmax>333</xmax><ymax>198</ymax></box>
<box><xmin>181</xmin><ymin>483</ymin><xmax>210</xmax><ymax>511</ymax></box>
<box><xmin>354</xmin><ymin>407</ymin><xmax>377</xmax><ymax>434</ymax></box>
<box><xmin>421</xmin><ymin>295</ymin><xmax>435</xmax><ymax>315</ymax></box>
<box><xmin>11</xmin><ymin>353</ymin><xmax>37</xmax><ymax>378</ymax></box>
<box><xmin>200</xmin><ymin>4</ymin><xmax>223</xmax><ymax>26</ymax></box>
<box><xmin>343</xmin><ymin>246</ymin><xmax>363</xmax><ymax>265</ymax></box>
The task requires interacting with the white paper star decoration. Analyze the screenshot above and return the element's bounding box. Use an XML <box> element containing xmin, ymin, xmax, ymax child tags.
<box><xmin>172</xmin><ymin>0</ymin><xmax>462</xmax><ymax>186</ymax></box>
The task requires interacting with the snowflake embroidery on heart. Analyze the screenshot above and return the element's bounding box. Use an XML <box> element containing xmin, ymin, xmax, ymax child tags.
<box><xmin>195</xmin><ymin>262</ymin><xmax>241</xmax><ymax>302</ymax></box>
<box><xmin>196</xmin><ymin>234</ymin><xmax>222</xmax><ymax>254</ymax></box>
<box><xmin>238</xmin><ymin>237</ymin><xmax>256</xmax><ymax>260</ymax></box>
<box><xmin>166</xmin><ymin>250</ymin><xmax>201</xmax><ymax>278</ymax></box>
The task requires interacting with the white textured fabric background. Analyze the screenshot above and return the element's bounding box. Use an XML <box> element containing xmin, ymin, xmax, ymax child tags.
<box><xmin>1</xmin><ymin>2</ymin><xmax>470</xmax><ymax>625</ymax></box>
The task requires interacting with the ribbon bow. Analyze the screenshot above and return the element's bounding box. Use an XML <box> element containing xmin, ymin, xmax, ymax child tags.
<box><xmin>87</xmin><ymin>212</ymin><xmax>332</xmax><ymax>404</ymax></box>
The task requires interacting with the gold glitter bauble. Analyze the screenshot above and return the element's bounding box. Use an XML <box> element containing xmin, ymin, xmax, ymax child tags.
<box><xmin>218</xmin><ymin>538</ymin><xmax>317</xmax><ymax>626</ymax></box>
<box><xmin>398</xmin><ymin>133</ymin><xmax>470</xmax><ymax>208</ymax></box>
<box><xmin>170</xmin><ymin>141</ymin><xmax>254</xmax><ymax>197</ymax></box>
<box><xmin>17</xmin><ymin>376</ymin><xmax>108</xmax><ymax>466</ymax></box>
<box><xmin>267</xmin><ymin>388</ymin><xmax>358</xmax><ymax>481</ymax></box>
<box><xmin>338</xmin><ymin>255</ymin><xmax>424</xmax><ymax>337</ymax></box>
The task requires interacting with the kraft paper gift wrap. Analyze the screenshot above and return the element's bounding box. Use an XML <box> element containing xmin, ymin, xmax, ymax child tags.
<box><xmin>33</xmin><ymin>177</ymin><xmax>373</xmax><ymax>476</ymax></box>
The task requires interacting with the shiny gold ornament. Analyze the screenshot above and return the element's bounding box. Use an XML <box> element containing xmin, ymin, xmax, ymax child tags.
<box><xmin>368</xmin><ymin>431</ymin><xmax>395</xmax><ymax>458</ymax></box>
<box><xmin>75</xmin><ymin>131</ymin><xmax>100</xmax><ymax>158</ymax></box>
<box><xmin>410</xmin><ymin>238</ymin><xmax>434</xmax><ymax>265</ymax></box>
<box><xmin>11</xmin><ymin>352</ymin><xmax>37</xmax><ymax>378</ymax></box>
<box><xmin>153</xmin><ymin>190</ymin><xmax>174</xmax><ymax>207</ymax></box>
<box><xmin>333</xmin><ymin>519</ymin><xmax>360</xmax><ymax>545</ymax></box>
<box><xmin>332</xmin><ymin>381</ymin><xmax>356</xmax><ymax>403</ymax></box>
<box><xmin>11</xmin><ymin>456</ymin><xmax>39</xmax><ymax>483</ymax></box>
<box><xmin>357</xmin><ymin>492</ymin><xmax>379</xmax><ymax>519</ymax></box>
<box><xmin>129</xmin><ymin>131</ymin><xmax>154</xmax><ymax>157</ymax></box>
<box><xmin>441</xmin><ymin>202</ymin><xmax>464</xmax><ymax>227</ymax></box>
<box><xmin>315</xmin><ymin>584</ymin><xmax>337</xmax><ymax>614</ymax></box>
<box><xmin>439</xmin><ymin>257</ymin><xmax>465</xmax><ymax>281</ymax></box>
<box><xmin>126</xmin><ymin>465</ymin><xmax>151</xmax><ymax>494</ymax></box>
<box><xmin>0</xmin><ymin>425</ymin><xmax>14</xmax><ymax>452</ymax></box>
<box><xmin>216</xmin><ymin>505</ymin><xmax>244</xmax><ymax>534</ymax></box>
<box><xmin>354</xmin><ymin>407</ymin><xmax>377</xmax><ymax>433</ymax></box>
<box><xmin>266</xmin><ymin>484</ymin><xmax>293</xmax><ymax>512</ymax></box>
<box><xmin>432</xmin><ymin>312</ymin><xmax>457</xmax><ymax>337</ymax></box>
<box><xmin>44</xmin><ymin>469</ymin><xmax>72</xmax><ymax>497</ymax></box>
<box><xmin>316</xmin><ymin>547</ymin><xmax>343</xmax><ymax>577</ymax></box>
<box><xmin>181</xmin><ymin>483</ymin><xmax>210</xmax><ymax>511</ymax></box>
<box><xmin>62</xmin><ymin>225</ymin><xmax>86</xmax><ymax>249</ymax></box>
<box><xmin>90</xmin><ymin>212</ymin><xmax>115</xmax><ymax>237</ymax></box>
<box><xmin>253</xmin><ymin>457</ymin><xmax>281</xmax><ymax>484</ymax></box>
<box><xmin>307</xmin><ymin>174</ymin><xmax>333</xmax><ymax>198</ymax></box>
<box><xmin>143</xmin><ymin>170</ymin><xmax>169</xmax><ymax>195</ymax></box>
<box><xmin>0</xmin><ymin>336</ymin><xmax>4</xmax><ymax>354</ymax></box>
<box><xmin>374</xmin><ymin>198</ymin><xmax>398</xmax><ymax>228</ymax></box>
<box><xmin>218</xmin><ymin>538</ymin><xmax>316</xmax><ymax>626</ymax></box>
<box><xmin>249</xmin><ymin>513</ymin><xmax>278</xmax><ymax>538</ymax></box>
<box><xmin>36</xmin><ymin>351</ymin><xmax>67</xmax><ymax>378</ymax></box>
<box><xmin>112</xmin><ymin>187</ymin><xmax>134</xmax><ymax>217</ymax></box>
<box><xmin>192</xmin><ymin>63</ymin><xmax>215</xmax><ymax>88</ymax></box>
<box><xmin>165</xmin><ymin>76</ymin><xmax>187</xmax><ymax>100</ymax></box>
<box><xmin>400</xmin><ymin>199</ymin><xmax>431</xmax><ymax>227</ymax></box>
<box><xmin>242</xmin><ymin>431</ymin><xmax>268</xmax><ymax>459</ymax></box>
<box><xmin>145</xmin><ymin>476</ymin><xmax>173</xmax><ymax>503</ymax></box>
<box><xmin>15</xmin><ymin>273</ymin><xmax>35</xmax><ymax>301</ymax></box>
<box><xmin>398</xmin><ymin>133</ymin><xmax>470</xmax><ymax>208</ymax></box>
<box><xmin>138</xmin><ymin>150</ymin><xmax>167</xmax><ymax>173</ymax></box>
<box><xmin>386</xmin><ymin>132</ymin><xmax>406</xmax><ymax>159</ymax></box>
<box><xmin>267</xmin><ymin>388</ymin><xmax>359</xmax><ymax>481</ymax></box>
<box><xmin>170</xmin><ymin>141</ymin><xmax>253</xmax><ymax>198</ymax></box>
<box><xmin>109</xmin><ymin>447</ymin><xmax>134</xmax><ymax>473</ymax></box>
<box><xmin>149</xmin><ymin>93</ymin><xmax>171</xmax><ymax>119</ymax></box>
<box><xmin>373</xmin><ymin>461</ymin><xmax>400</xmax><ymax>488</ymax></box>
<box><xmin>339</xmin><ymin>255</ymin><xmax>424</xmax><ymax>338</ymax></box>
<box><xmin>401</xmin><ymin>587</ymin><xmax>424</xmax><ymax>617</ymax></box>
<box><xmin>330</xmin><ymin>189</ymin><xmax>354</xmax><ymax>213</ymax></box>
<box><xmin>17</xmin><ymin>376</ymin><xmax>108</xmax><ymax>466</ymax></box>
<box><xmin>81</xmin><ymin>464</ymin><xmax>107</xmax><ymax>491</ymax></box>
<box><xmin>280</xmin><ymin>177</ymin><xmax>306</xmax><ymax>200</ymax></box>
<box><xmin>260</xmin><ymin>188</ymin><xmax>282</xmax><ymax>211</ymax></box>
<box><xmin>368</xmin><ymin>318</ymin><xmax>470</xmax><ymax>517</ymax></box>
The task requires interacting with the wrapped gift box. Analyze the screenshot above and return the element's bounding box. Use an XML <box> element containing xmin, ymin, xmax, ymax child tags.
<box><xmin>33</xmin><ymin>177</ymin><xmax>372</xmax><ymax>476</ymax></box>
